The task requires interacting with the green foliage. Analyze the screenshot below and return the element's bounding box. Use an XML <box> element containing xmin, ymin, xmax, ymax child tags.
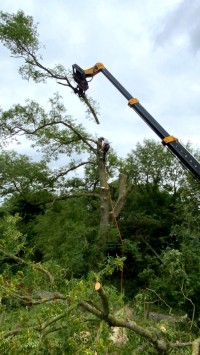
<box><xmin>0</xmin><ymin>214</ymin><xmax>24</xmax><ymax>255</ymax></box>
<box><xmin>124</xmin><ymin>139</ymin><xmax>187</xmax><ymax>191</ymax></box>
<box><xmin>140</xmin><ymin>221</ymin><xmax>200</xmax><ymax>320</ymax></box>
<box><xmin>0</xmin><ymin>10</ymin><xmax>39</xmax><ymax>56</ymax></box>
<box><xmin>0</xmin><ymin>218</ymin><xmax>126</xmax><ymax>355</ymax></box>
<box><xmin>0</xmin><ymin>212</ymin><xmax>198</xmax><ymax>354</ymax></box>
<box><xmin>0</xmin><ymin>9</ymin><xmax>200</xmax><ymax>352</ymax></box>
<box><xmin>98</xmin><ymin>255</ymin><xmax>126</xmax><ymax>277</ymax></box>
<box><xmin>0</xmin><ymin>93</ymin><xmax>94</xmax><ymax>164</ymax></box>
<box><xmin>0</xmin><ymin>151</ymin><xmax>52</xmax><ymax>197</ymax></box>
<box><xmin>32</xmin><ymin>198</ymin><xmax>98</xmax><ymax>276</ymax></box>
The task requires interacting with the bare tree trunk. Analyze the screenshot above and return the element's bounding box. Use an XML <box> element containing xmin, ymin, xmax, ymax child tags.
<box><xmin>112</xmin><ymin>173</ymin><xmax>132</xmax><ymax>219</ymax></box>
<box><xmin>97</xmin><ymin>139</ymin><xmax>110</xmax><ymax>248</ymax></box>
<box><xmin>96</xmin><ymin>140</ymin><xmax>132</xmax><ymax>250</ymax></box>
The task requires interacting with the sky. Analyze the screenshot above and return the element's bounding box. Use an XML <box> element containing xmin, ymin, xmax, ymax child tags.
<box><xmin>1</xmin><ymin>0</ymin><xmax>200</xmax><ymax>162</ymax></box>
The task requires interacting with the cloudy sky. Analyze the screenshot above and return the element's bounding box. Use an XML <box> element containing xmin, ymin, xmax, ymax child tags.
<box><xmin>1</xmin><ymin>0</ymin><xmax>200</xmax><ymax>161</ymax></box>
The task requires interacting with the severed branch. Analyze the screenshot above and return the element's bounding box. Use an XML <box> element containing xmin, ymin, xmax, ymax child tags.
<box><xmin>81</xmin><ymin>95</ymin><xmax>100</xmax><ymax>125</ymax></box>
<box><xmin>84</xmin><ymin>283</ymin><xmax>162</xmax><ymax>342</ymax></box>
<box><xmin>192</xmin><ymin>339</ymin><xmax>200</xmax><ymax>355</ymax></box>
<box><xmin>80</xmin><ymin>282</ymin><xmax>196</xmax><ymax>354</ymax></box>
<box><xmin>21</xmin><ymin>45</ymin><xmax>100</xmax><ymax>125</ymax></box>
<box><xmin>95</xmin><ymin>282</ymin><xmax>109</xmax><ymax>317</ymax></box>
<box><xmin>0</xmin><ymin>277</ymin><xmax>198</xmax><ymax>353</ymax></box>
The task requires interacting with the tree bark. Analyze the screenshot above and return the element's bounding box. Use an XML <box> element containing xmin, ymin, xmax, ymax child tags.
<box><xmin>97</xmin><ymin>140</ymin><xmax>132</xmax><ymax>249</ymax></box>
<box><xmin>97</xmin><ymin>139</ymin><xmax>111</xmax><ymax>247</ymax></box>
<box><xmin>112</xmin><ymin>173</ymin><xmax>132</xmax><ymax>219</ymax></box>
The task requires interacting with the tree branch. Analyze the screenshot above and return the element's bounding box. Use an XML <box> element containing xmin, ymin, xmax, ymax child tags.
<box><xmin>192</xmin><ymin>339</ymin><xmax>200</xmax><ymax>355</ymax></box>
<box><xmin>80</xmin><ymin>282</ymin><xmax>195</xmax><ymax>354</ymax></box>
<box><xmin>50</xmin><ymin>161</ymin><xmax>93</xmax><ymax>182</ymax></box>
<box><xmin>95</xmin><ymin>282</ymin><xmax>109</xmax><ymax>317</ymax></box>
<box><xmin>1</xmin><ymin>306</ymin><xmax>75</xmax><ymax>339</ymax></box>
<box><xmin>0</xmin><ymin>247</ymin><xmax>54</xmax><ymax>283</ymax></box>
<box><xmin>81</xmin><ymin>95</ymin><xmax>100</xmax><ymax>125</ymax></box>
<box><xmin>21</xmin><ymin>46</ymin><xmax>100</xmax><ymax>126</ymax></box>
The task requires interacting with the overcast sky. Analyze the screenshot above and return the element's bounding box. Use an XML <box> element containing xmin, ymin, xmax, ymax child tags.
<box><xmin>1</xmin><ymin>0</ymin><xmax>200</xmax><ymax>161</ymax></box>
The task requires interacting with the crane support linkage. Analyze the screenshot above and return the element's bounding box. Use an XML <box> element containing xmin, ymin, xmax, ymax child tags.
<box><xmin>72</xmin><ymin>62</ymin><xmax>200</xmax><ymax>181</ymax></box>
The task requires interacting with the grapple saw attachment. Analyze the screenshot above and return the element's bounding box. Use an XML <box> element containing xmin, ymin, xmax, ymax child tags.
<box><xmin>72</xmin><ymin>64</ymin><xmax>89</xmax><ymax>97</ymax></box>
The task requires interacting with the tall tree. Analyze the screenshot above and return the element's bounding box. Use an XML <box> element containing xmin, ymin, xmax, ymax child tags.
<box><xmin>1</xmin><ymin>11</ymin><xmax>200</xmax><ymax>354</ymax></box>
<box><xmin>123</xmin><ymin>138</ymin><xmax>190</xmax><ymax>192</ymax></box>
<box><xmin>0</xmin><ymin>10</ymin><xmax>130</xmax><ymax>250</ymax></box>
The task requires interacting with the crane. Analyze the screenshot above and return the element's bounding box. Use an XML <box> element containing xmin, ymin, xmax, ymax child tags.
<box><xmin>72</xmin><ymin>62</ymin><xmax>200</xmax><ymax>181</ymax></box>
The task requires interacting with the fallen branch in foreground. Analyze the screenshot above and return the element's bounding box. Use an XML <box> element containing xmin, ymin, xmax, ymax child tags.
<box><xmin>80</xmin><ymin>282</ymin><xmax>197</xmax><ymax>354</ymax></box>
<box><xmin>1</xmin><ymin>280</ymin><xmax>199</xmax><ymax>354</ymax></box>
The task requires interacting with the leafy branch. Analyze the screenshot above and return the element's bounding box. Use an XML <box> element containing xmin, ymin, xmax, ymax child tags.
<box><xmin>0</xmin><ymin>10</ymin><xmax>100</xmax><ymax>125</ymax></box>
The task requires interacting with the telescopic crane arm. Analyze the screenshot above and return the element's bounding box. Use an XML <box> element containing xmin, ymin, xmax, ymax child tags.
<box><xmin>72</xmin><ymin>62</ymin><xmax>200</xmax><ymax>181</ymax></box>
